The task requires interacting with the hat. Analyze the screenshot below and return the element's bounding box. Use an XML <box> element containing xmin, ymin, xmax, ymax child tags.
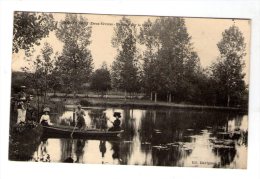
<box><xmin>77</xmin><ymin>105</ymin><xmax>82</xmax><ymax>108</ymax></box>
<box><xmin>43</xmin><ymin>107</ymin><xmax>50</xmax><ymax>112</ymax></box>
<box><xmin>113</xmin><ymin>112</ymin><xmax>121</xmax><ymax>118</ymax></box>
<box><xmin>19</xmin><ymin>97</ymin><xmax>26</xmax><ymax>101</ymax></box>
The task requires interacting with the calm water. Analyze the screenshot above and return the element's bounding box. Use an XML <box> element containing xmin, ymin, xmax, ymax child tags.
<box><xmin>17</xmin><ymin>107</ymin><xmax>248</xmax><ymax>168</ymax></box>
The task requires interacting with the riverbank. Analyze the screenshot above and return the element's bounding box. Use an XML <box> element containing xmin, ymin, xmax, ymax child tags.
<box><xmin>50</xmin><ymin>97</ymin><xmax>247</xmax><ymax>113</ymax></box>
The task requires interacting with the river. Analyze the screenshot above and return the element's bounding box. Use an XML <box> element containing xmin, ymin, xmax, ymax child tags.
<box><xmin>14</xmin><ymin>107</ymin><xmax>248</xmax><ymax>168</ymax></box>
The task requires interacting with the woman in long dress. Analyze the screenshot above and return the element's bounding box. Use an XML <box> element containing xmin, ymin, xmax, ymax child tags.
<box><xmin>17</xmin><ymin>101</ymin><xmax>26</xmax><ymax>124</ymax></box>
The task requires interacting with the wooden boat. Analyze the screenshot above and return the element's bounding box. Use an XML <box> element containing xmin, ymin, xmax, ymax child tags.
<box><xmin>42</xmin><ymin>124</ymin><xmax>124</xmax><ymax>139</ymax></box>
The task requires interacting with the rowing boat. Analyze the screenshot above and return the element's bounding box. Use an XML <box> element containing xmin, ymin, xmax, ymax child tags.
<box><xmin>42</xmin><ymin>124</ymin><xmax>124</xmax><ymax>139</ymax></box>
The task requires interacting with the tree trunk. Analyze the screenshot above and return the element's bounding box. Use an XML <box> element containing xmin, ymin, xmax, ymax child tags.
<box><xmin>153</xmin><ymin>110</ymin><xmax>156</xmax><ymax>123</ymax></box>
<box><xmin>37</xmin><ymin>89</ymin><xmax>40</xmax><ymax>122</ymax></box>
<box><xmin>155</xmin><ymin>92</ymin><xmax>157</xmax><ymax>103</ymax></box>
<box><xmin>169</xmin><ymin>93</ymin><xmax>172</xmax><ymax>103</ymax></box>
<box><xmin>124</xmin><ymin>90</ymin><xmax>127</xmax><ymax>101</ymax></box>
<box><xmin>150</xmin><ymin>92</ymin><xmax>153</xmax><ymax>101</ymax></box>
<box><xmin>227</xmin><ymin>94</ymin><xmax>230</xmax><ymax>107</ymax></box>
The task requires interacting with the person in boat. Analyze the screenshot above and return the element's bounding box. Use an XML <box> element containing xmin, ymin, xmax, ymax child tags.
<box><xmin>75</xmin><ymin>105</ymin><xmax>86</xmax><ymax>129</ymax></box>
<box><xmin>40</xmin><ymin>107</ymin><xmax>53</xmax><ymax>126</ymax></box>
<box><xmin>108</xmin><ymin>112</ymin><xmax>121</xmax><ymax>131</ymax></box>
<box><xmin>100</xmin><ymin>112</ymin><xmax>108</xmax><ymax>131</ymax></box>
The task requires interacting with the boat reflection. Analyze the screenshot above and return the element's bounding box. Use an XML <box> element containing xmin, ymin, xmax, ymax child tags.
<box><xmin>26</xmin><ymin>107</ymin><xmax>248</xmax><ymax>168</ymax></box>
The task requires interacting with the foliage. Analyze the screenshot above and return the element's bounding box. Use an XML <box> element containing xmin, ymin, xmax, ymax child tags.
<box><xmin>90</xmin><ymin>63</ymin><xmax>112</xmax><ymax>94</ymax></box>
<box><xmin>79</xmin><ymin>99</ymin><xmax>91</xmax><ymax>106</ymax></box>
<box><xmin>211</xmin><ymin>25</ymin><xmax>246</xmax><ymax>106</ymax></box>
<box><xmin>111</xmin><ymin>17</ymin><xmax>140</xmax><ymax>93</ymax></box>
<box><xmin>22</xmin><ymin>43</ymin><xmax>54</xmax><ymax>102</ymax></box>
<box><xmin>55</xmin><ymin>14</ymin><xmax>93</xmax><ymax>93</ymax></box>
<box><xmin>12</xmin><ymin>13</ymin><xmax>248</xmax><ymax>107</ymax></box>
<box><xmin>139</xmin><ymin>17</ymin><xmax>201</xmax><ymax>102</ymax></box>
<box><xmin>13</xmin><ymin>12</ymin><xmax>56</xmax><ymax>55</ymax></box>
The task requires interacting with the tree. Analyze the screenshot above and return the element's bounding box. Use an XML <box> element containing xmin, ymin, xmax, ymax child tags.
<box><xmin>139</xmin><ymin>19</ymin><xmax>162</xmax><ymax>102</ymax></box>
<box><xmin>13</xmin><ymin>12</ymin><xmax>56</xmax><ymax>55</ymax></box>
<box><xmin>41</xmin><ymin>42</ymin><xmax>54</xmax><ymax>102</ymax></box>
<box><xmin>47</xmin><ymin>52</ymin><xmax>63</xmax><ymax>96</ymax></box>
<box><xmin>211</xmin><ymin>25</ymin><xmax>246</xmax><ymax>107</ymax></box>
<box><xmin>90</xmin><ymin>63</ymin><xmax>112</xmax><ymax>96</ymax></box>
<box><xmin>55</xmin><ymin>14</ymin><xmax>93</xmax><ymax>94</ymax></box>
<box><xmin>139</xmin><ymin>17</ymin><xmax>201</xmax><ymax>102</ymax></box>
<box><xmin>111</xmin><ymin>17</ymin><xmax>140</xmax><ymax>95</ymax></box>
<box><xmin>22</xmin><ymin>42</ymin><xmax>54</xmax><ymax>103</ymax></box>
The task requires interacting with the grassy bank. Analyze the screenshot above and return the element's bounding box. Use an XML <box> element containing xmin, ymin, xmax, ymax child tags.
<box><xmin>50</xmin><ymin>97</ymin><xmax>247</xmax><ymax>113</ymax></box>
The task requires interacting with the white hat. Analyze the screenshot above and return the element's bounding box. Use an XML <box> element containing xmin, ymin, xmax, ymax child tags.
<box><xmin>43</xmin><ymin>107</ymin><xmax>50</xmax><ymax>112</ymax></box>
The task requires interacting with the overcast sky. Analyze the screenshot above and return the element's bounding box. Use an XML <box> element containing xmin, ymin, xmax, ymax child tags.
<box><xmin>12</xmin><ymin>13</ymin><xmax>251</xmax><ymax>83</ymax></box>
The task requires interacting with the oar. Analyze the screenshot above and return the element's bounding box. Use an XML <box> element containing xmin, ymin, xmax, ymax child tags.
<box><xmin>70</xmin><ymin>123</ymin><xmax>77</xmax><ymax>138</ymax></box>
<box><xmin>107</xmin><ymin>118</ymin><xmax>114</xmax><ymax>124</ymax></box>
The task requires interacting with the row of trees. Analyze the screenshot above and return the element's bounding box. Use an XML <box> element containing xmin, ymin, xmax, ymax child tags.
<box><xmin>13</xmin><ymin>12</ymin><xmax>248</xmax><ymax>107</ymax></box>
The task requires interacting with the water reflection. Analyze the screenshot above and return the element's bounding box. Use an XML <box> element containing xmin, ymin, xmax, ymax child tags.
<box><xmin>75</xmin><ymin>139</ymin><xmax>86</xmax><ymax>163</ymax></box>
<box><xmin>29</xmin><ymin>108</ymin><xmax>248</xmax><ymax>168</ymax></box>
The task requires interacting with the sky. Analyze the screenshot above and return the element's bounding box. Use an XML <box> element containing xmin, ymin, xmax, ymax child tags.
<box><xmin>11</xmin><ymin>13</ymin><xmax>251</xmax><ymax>83</ymax></box>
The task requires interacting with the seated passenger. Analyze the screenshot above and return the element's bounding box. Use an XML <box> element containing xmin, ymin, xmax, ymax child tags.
<box><xmin>40</xmin><ymin>108</ymin><xmax>52</xmax><ymax>126</ymax></box>
<box><xmin>108</xmin><ymin>112</ymin><xmax>121</xmax><ymax>131</ymax></box>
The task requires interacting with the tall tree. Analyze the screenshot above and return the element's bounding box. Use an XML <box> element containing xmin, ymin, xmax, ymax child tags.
<box><xmin>140</xmin><ymin>17</ymin><xmax>200</xmax><ymax>102</ymax></box>
<box><xmin>22</xmin><ymin>42</ymin><xmax>54</xmax><ymax>110</ymax></box>
<box><xmin>211</xmin><ymin>25</ymin><xmax>246</xmax><ymax>107</ymax></box>
<box><xmin>41</xmin><ymin>42</ymin><xmax>54</xmax><ymax>102</ymax></box>
<box><xmin>13</xmin><ymin>12</ymin><xmax>56</xmax><ymax>55</ymax></box>
<box><xmin>139</xmin><ymin>19</ymin><xmax>161</xmax><ymax>102</ymax></box>
<box><xmin>111</xmin><ymin>17</ymin><xmax>140</xmax><ymax>95</ymax></box>
<box><xmin>55</xmin><ymin>14</ymin><xmax>93</xmax><ymax>94</ymax></box>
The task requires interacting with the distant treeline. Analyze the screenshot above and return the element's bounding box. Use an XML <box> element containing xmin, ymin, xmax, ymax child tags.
<box><xmin>12</xmin><ymin>12</ymin><xmax>248</xmax><ymax>107</ymax></box>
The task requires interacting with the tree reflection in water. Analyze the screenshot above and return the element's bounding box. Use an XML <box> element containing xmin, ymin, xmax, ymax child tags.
<box><xmin>19</xmin><ymin>107</ymin><xmax>248</xmax><ymax>168</ymax></box>
<box><xmin>60</xmin><ymin>138</ymin><xmax>73</xmax><ymax>162</ymax></box>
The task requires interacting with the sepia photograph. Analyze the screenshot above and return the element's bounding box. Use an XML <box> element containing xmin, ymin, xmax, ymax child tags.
<box><xmin>9</xmin><ymin>11</ymin><xmax>250</xmax><ymax>169</ymax></box>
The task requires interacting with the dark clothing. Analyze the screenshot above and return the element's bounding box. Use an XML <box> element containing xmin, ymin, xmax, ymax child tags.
<box><xmin>76</xmin><ymin>109</ymin><xmax>86</xmax><ymax>129</ymax></box>
<box><xmin>26</xmin><ymin>107</ymin><xmax>36</xmax><ymax>122</ymax></box>
<box><xmin>41</xmin><ymin>120</ymin><xmax>49</xmax><ymax>126</ymax></box>
<box><xmin>77</xmin><ymin>115</ymin><xmax>86</xmax><ymax>129</ymax></box>
<box><xmin>99</xmin><ymin>141</ymin><xmax>106</xmax><ymax>158</ymax></box>
<box><xmin>108</xmin><ymin>119</ymin><xmax>121</xmax><ymax>131</ymax></box>
<box><xmin>100</xmin><ymin>117</ymin><xmax>108</xmax><ymax>130</ymax></box>
<box><xmin>113</xmin><ymin>119</ymin><xmax>121</xmax><ymax>127</ymax></box>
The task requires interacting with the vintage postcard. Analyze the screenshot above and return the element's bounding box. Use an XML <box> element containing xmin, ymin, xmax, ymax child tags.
<box><xmin>9</xmin><ymin>11</ymin><xmax>250</xmax><ymax>169</ymax></box>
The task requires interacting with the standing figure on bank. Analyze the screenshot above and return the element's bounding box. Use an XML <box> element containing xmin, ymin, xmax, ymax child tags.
<box><xmin>26</xmin><ymin>102</ymin><xmax>37</xmax><ymax>122</ymax></box>
<box><xmin>16</xmin><ymin>85</ymin><xmax>27</xmax><ymax>124</ymax></box>
<box><xmin>76</xmin><ymin>105</ymin><xmax>86</xmax><ymax>129</ymax></box>
<box><xmin>17</xmin><ymin>101</ymin><xmax>26</xmax><ymax>124</ymax></box>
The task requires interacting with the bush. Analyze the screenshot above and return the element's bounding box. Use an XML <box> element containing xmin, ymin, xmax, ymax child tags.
<box><xmin>80</xmin><ymin>99</ymin><xmax>91</xmax><ymax>106</ymax></box>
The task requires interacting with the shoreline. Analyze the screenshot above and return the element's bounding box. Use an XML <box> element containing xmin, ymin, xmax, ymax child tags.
<box><xmin>50</xmin><ymin>97</ymin><xmax>248</xmax><ymax>113</ymax></box>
